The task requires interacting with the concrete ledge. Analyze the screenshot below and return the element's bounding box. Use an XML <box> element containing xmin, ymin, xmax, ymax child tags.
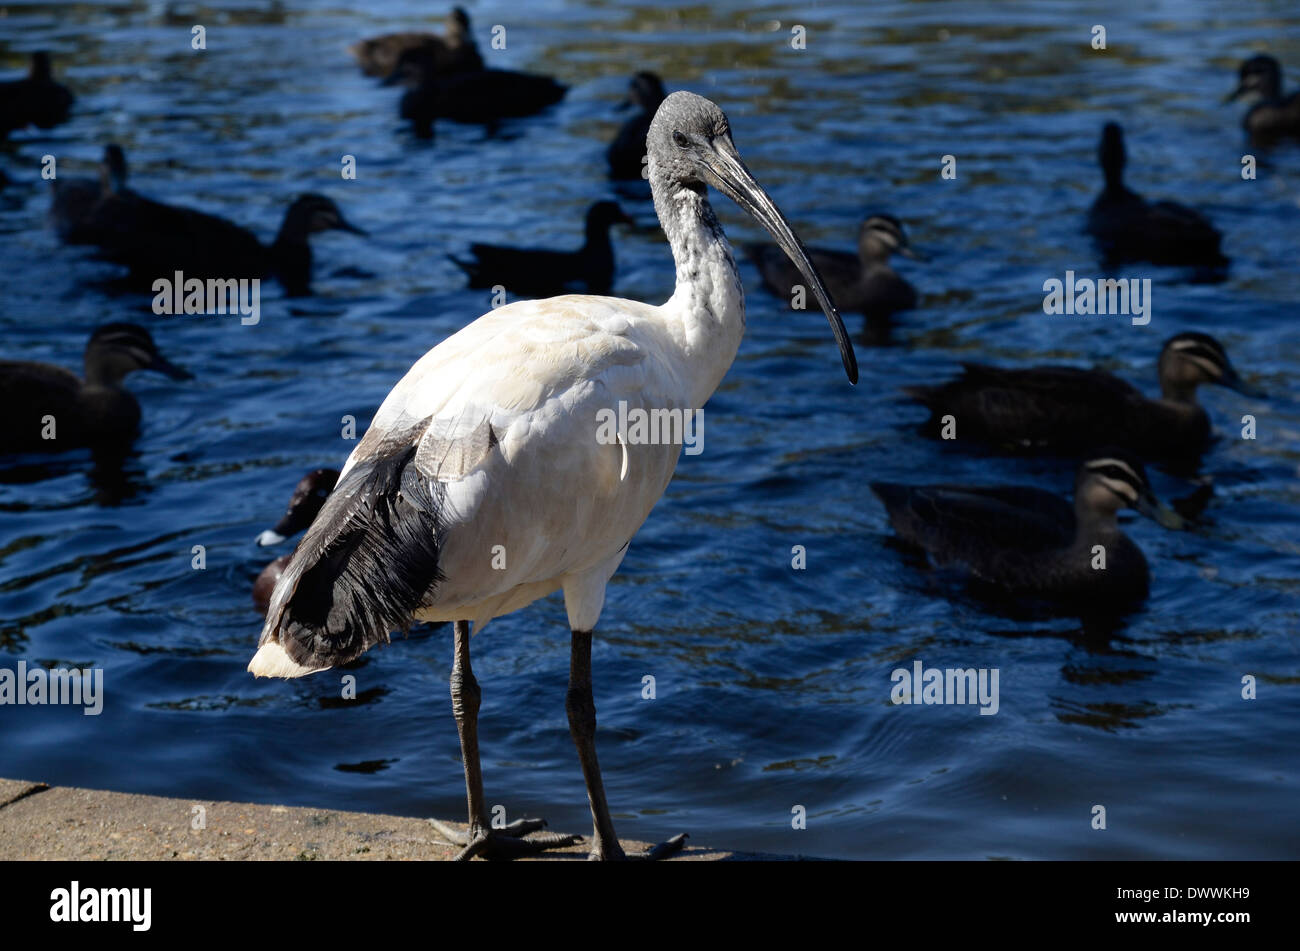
<box><xmin>0</xmin><ymin>778</ymin><xmax>803</xmax><ymax>860</ymax></box>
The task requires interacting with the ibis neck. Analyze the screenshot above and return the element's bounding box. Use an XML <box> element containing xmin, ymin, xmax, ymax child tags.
<box><xmin>652</xmin><ymin>180</ymin><xmax>746</xmax><ymax>409</ymax></box>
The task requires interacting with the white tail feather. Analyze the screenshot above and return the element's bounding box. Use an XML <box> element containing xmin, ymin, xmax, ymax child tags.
<box><xmin>247</xmin><ymin>642</ymin><xmax>328</xmax><ymax>679</ymax></box>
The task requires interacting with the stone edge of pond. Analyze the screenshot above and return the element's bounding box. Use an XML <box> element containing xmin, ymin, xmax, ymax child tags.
<box><xmin>0</xmin><ymin>777</ymin><xmax>818</xmax><ymax>861</ymax></box>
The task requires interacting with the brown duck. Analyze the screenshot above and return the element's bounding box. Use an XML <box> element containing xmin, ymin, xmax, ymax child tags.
<box><xmin>350</xmin><ymin>6</ymin><xmax>482</xmax><ymax>79</ymax></box>
<box><xmin>0</xmin><ymin>323</ymin><xmax>191</xmax><ymax>454</ymax></box>
<box><xmin>1</xmin><ymin>52</ymin><xmax>74</xmax><ymax>138</ymax></box>
<box><xmin>74</xmin><ymin>180</ymin><xmax>365</xmax><ymax>297</ymax></box>
<box><xmin>252</xmin><ymin>468</ymin><xmax>340</xmax><ymax>614</ymax></box>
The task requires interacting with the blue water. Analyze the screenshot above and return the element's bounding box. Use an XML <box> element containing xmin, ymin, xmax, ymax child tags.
<box><xmin>1</xmin><ymin>0</ymin><xmax>1298</xmax><ymax>859</ymax></box>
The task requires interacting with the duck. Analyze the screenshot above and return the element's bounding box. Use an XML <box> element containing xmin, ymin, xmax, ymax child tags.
<box><xmin>872</xmin><ymin>450</ymin><xmax>1181</xmax><ymax>610</ymax></box>
<box><xmin>383</xmin><ymin>46</ymin><xmax>567</xmax><ymax>139</ymax></box>
<box><xmin>0</xmin><ymin>52</ymin><xmax>74</xmax><ymax>138</ymax></box>
<box><xmin>1086</xmin><ymin>122</ymin><xmax>1228</xmax><ymax>270</ymax></box>
<box><xmin>0</xmin><ymin>322</ymin><xmax>192</xmax><ymax>454</ymax></box>
<box><xmin>49</xmin><ymin>144</ymin><xmax>128</xmax><ymax>244</ymax></box>
<box><xmin>252</xmin><ymin>468</ymin><xmax>340</xmax><ymax>614</ymax></box>
<box><xmin>607</xmin><ymin>72</ymin><xmax>666</xmax><ymax>180</ymax></box>
<box><xmin>1227</xmin><ymin>54</ymin><xmax>1300</xmax><ymax>143</ymax></box>
<box><xmin>448</xmin><ymin>200</ymin><xmax>633</xmax><ymax>296</ymax></box>
<box><xmin>746</xmin><ymin>214</ymin><xmax>926</xmax><ymax>319</ymax></box>
<box><xmin>350</xmin><ymin>6</ymin><xmax>482</xmax><ymax>79</ymax></box>
<box><xmin>904</xmin><ymin>333</ymin><xmax>1262</xmax><ymax>462</ymax></box>
<box><xmin>76</xmin><ymin>188</ymin><xmax>365</xmax><ymax>297</ymax></box>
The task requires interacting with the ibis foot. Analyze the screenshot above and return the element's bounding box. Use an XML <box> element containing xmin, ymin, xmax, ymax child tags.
<box><xmin>590</xmin><ymin>832</ymin><xmax>689</xmax><ymax>861</ymax></box>
<box><xmin>430</xmin><ymin>817</ymin><xmax>584</xmax><ymax>861</ymax></box>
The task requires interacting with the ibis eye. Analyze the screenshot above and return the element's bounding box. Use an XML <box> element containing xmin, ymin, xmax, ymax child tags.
<box><xmin>672</xmin><ymin>131</ymin><xmax>689</xmax><ymax>149</ymax></box>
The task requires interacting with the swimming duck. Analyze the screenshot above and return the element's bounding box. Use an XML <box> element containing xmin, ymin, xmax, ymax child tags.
<box><xmin>607</xmin><ymin>72</ymin><xmax>666</xmax><ymax>180</ymax></box>
<box><xmin>872</xmin><ymin>450</ymin><xmax>1180</xmax><ymax>610</ymax></box>
<box><xmin>746</xmin><ymin>214</ymin><xmax>926</xmax><ymax>318</ymax></box>
<box><xmin>50</xmin><ymin>144</ymin><xmax>128</xmax><ymax>244</ymax></box>
<box><xmin>0</xmin><ymin>323</ymin><xmax>191</xmax><ymax>454</ymax></box>
<box><xmin>905</xmin><ymin>333</ymin><xmax>1261</xmax><ymax>461</ymax></box>
<box><xmin>0</xmin><ymin>52</ymin><xmax>74</xmax><ymax>138</ymax></box>
<box><xmin>1086</xmin><ymin>123</ymin><xmax>1228</xmax><ymax>270</ymax></box>
<box><xmin>384</xmin><ymin>47</ymin><xmax>567</xmax><ymax>139</ymax></box>
<box><xmin>252</xmin><ymin>468</ymin><xmax>340</xmax><ymax>614</ymax></box>
<box><xmin>449</xmin><ymin>200</ymin><xmax>633</xmax><ymax>296</ymax></box>
<box><xmin>1227</xmin><ymin>54</ymin><xmax>1300</xmax><ymax>143</ymax></box>
<box><xmin>350</xmin><ymin>6</ymin><xmax>482</xmax><ymax>79</ymax></box>
<box><xmin>77</xmin><ymin>190</ymin><xmax>365</xmax><ymax>297</ymax></box>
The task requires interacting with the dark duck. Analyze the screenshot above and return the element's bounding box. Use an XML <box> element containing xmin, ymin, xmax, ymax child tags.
<box><xmin>607</xmin><ymin>72</ymin><xmax>666</xmax><ymax>180</ymax></box>
<box><xmin>1086</xmin><ymin>122</ymin><xmax>1227</xmax><ymax>271</ymax></box>
<box><xmin>1227</xmin><ymin>54</ymin><xmax>1300</xmax><ymax>143</ymax></box>
<box><xmin>905</xmin><ymin>332</ymin><xmax>1262</xmax><ymax>462</ymax></box>
<box><xmin>350</xmin><ymin>6</ymin><xmax>482</xmax><ymax>79</ymax></box>
<box><xmin>253</xmin><ymin>468</ymin><xmax>340</xmax><ymax>615</ymax></box>
<box><xmin>49</xmin><ymin>143</ymin><xmax>128</xmax><ymax>244</ymax></box>
<box><xmin>747</xmin><ymin>213</ymin><xmax>926</xmax><ymax>319</ymax></box>
<box><xmin>872</xmin><ymin>450</ymin><xmax>1182</xmax><ymax>611</ymax></box>
<box><xmin>1</xmin><ymin>52</ymin><xmax>74</xmax><ymax>138</ymax></box>
<box><xmin>0</xmin><ymin>323</ymin><xmax>191</xmax><ymax>455</ymax></box>
<box><xmin>71</xmin><ymin>181</ymin><xmax>365</xmax><ymax>297</ymax></box>
<box><xmin>384</xmin><ymin>45</ymin><xmax>566</xmax><ymax>139</ymax></box>
<box><xmin>449</xmin><ymin>200</ymin><xmax>633</xmax><ymax>296</ymax></box>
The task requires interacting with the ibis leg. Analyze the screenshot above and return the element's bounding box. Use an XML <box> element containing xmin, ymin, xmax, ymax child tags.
<box><xmin>566</xmin><ymin>628</ymin><xmax>688</xmax><ymax>861</ymax></box>
<box><xmin>439</xmin><ymin>620</ymin><xmax>581</xmax><ymax>860</ymax></box>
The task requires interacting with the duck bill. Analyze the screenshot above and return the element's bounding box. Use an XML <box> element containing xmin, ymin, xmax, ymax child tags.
<box><xmin>702</xmin><ymin>139</ymin><xmax>858</xmax><ymax>385</ymax></box>
<box><xmin>1223</xmin><ymin>83</ymin><xmax>1247</xmax><ymax>104</ymax></box>
<box><xmin>1220</xmin><ymin>365</ymin><xmax>1266</xmax><ymax>399</ymax></box>
<box><xmin>335</xmin><ymin>216</ymin><xmax>368</xmax><ymax>237</ymax></box>
<box><xmin>1135</xmin><ymin>489</ymin><xmax>1185</xmax><ymax>531</ymax></box>
<box><xmin>899</xmin><ymin>243</ymin><xmax>930</xmax><ymax>262</ymax></box>
<box><xmin>150</xmin><ymin>353</ymin><xmax>194</xmax><ymax>381</ymax></box>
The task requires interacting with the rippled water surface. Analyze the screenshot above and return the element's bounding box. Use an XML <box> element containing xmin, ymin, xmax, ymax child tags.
<box><xmin>1</xmin><ymin>0</ymin><xmax>1298</xmax><ymax>859</ymax></box>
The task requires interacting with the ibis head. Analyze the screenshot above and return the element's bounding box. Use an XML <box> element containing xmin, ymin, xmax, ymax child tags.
<box><xmin>647</xmin><ymin>91</ymin><xmax>858</xmax><ymax>385</ymax></box>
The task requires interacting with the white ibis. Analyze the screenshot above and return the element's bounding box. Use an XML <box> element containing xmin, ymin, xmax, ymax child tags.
<box><xmin>248</xmin><ymin>91</ymin><xmax>857</xmax><ymax>860</ymax></box>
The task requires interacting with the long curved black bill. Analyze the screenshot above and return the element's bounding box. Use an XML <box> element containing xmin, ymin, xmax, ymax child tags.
<box><xmin>702</xmin><ymin>138</ymin><xmax>858</xmax><ymax>385</ymax></box>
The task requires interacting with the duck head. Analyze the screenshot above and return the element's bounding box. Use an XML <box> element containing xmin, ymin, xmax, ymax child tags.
<box><xmin>29</xmin><ymin>51</ymin><xmax>53</xmax><ymax>81</ymax></box>
<box><xmin>447</xmin><ymin>6</ymin><xmax>472</xmax><ymax>41</ymax></box>
<box><xmin>586</xmin><ymin>200</ymin><xmax>635</xmax><ymax>233</ymax></box>
<box><xmin>100</xmin><ymin>144</ymin><xmax>127</xmax><ymax>195</ymax></box>
<box><xmin>83</xmin><ymin>322</ymin><xmax>193</xmax><ymax>387</ymax></box>
<box><xmin>858</xmin><ymin>214</ymin><xmax>927</xmax><ymax>263</ymax></box>
<box><xmin>256</xmin><ymin>468</ymin><xmax>341</xmax><ymax>546</ymax></box>
<box><xmin>280</xmin><ymin>194</ymin><xmax>367</xmax><ymax>241</ymax></box>
<box><xmin>1098</xmin><ymin>122</ymin><xmax>1127</xmax><ymax>189</ymax></box>
<box><xmin>1075</xmin><ymin>450</ymin><xmax>1183</xmax><ymax>530</ymax></box>
<box><xmin>620</xmin><ymin>72</ymin><xmax>666</xmax><ymax>113</ymax></box>
<box><xmin>1227</xmin><ymin>54</ymin><xmax>1283</xmax><ymax>103</ymax></box>
<box><xmin>1158</xmin><ymin>332</ymin><xmax>1264</xmax><ymax>401</ymax></box>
